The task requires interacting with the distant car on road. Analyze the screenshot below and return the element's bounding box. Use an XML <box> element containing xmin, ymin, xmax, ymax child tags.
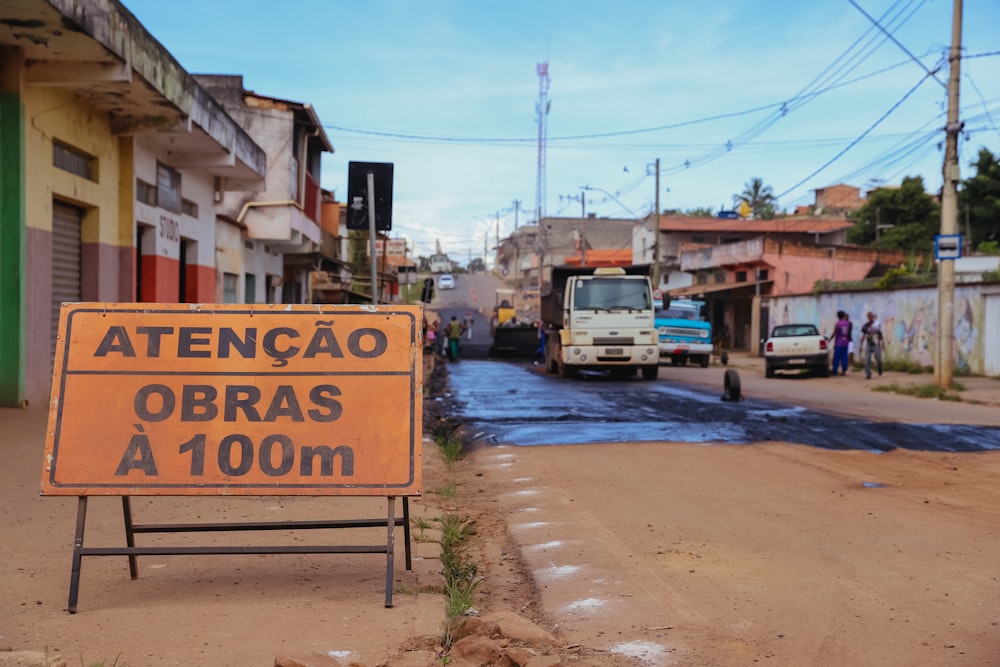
<box><xmin>763</xmin><ymin>323</ymin><xmax>830</xmax><ymax>378</ymax></box>
<box><xmin>438</xmin><ymin>274</ymin><xmax>455</xmax><ymax>290</ymax></box>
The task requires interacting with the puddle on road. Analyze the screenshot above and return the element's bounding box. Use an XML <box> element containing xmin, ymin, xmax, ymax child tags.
<box><xmin>445</xmin><ymin>360</ymin><xmax>1000</xmax><ymax>452</ymax></box>
<box><xmin>472</xmin><ymin>421</ymin><xmax>747</xmax><ymax>446</ymax></box>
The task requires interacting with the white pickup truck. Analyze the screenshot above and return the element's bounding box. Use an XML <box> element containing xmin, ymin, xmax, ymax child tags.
<box><xmin>763</xmin><ymin>324</ymin><xmax>830</xmax><ymax>378</ymax></box>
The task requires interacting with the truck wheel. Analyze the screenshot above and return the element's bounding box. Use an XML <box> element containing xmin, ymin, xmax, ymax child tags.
<box><xmin>765</xmin><ymin>365</ymin><xmax>775</xmax><ymax>379</ymax></box>
<box><xmin>558</xmin><ymin>358</ymin><xmax>574</xmax><ymax>378</ymax></box>
<box><xmin>818</xmin><ymin>365</ymin><xmax>830</xmax><ymax>378</ymax></box>
<box><xmin>641</xmin><ymin>364</ymin><xmax>658</xmax><ymax>381</ymax></box>
<box><xmin>723</xmin><ymin>369</ymin><xmax>742</xmax><ymax>401</ymax></box>
<box><xmin>699</xmin><ymin>355</ymin><xmax>710</xmax><ymax>368</ymax></box>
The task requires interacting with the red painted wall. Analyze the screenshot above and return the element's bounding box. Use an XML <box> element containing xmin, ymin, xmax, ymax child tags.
<box><xmin>186</xmin><ymin>264</ymin><xmax>216</xmax><ymax>303</ymax></box>
<box><xmin>140</xmin><ymin>253</ymin><xmax>179</xmax><ymax>302</ymax></box>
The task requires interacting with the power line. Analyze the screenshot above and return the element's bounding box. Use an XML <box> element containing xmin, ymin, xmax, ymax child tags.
<box><xmin>776</xmin><ymin>73</ymin><xmax>934</xmax><ymax>200</ymax></box>
<box><xmin>847</xmin><ymin>0</ymin><xmax>945</xmax><ymax>87</ymax></box>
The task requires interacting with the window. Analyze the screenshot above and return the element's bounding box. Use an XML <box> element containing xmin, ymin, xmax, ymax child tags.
<box><xmin>53</xmin><ymin>140</ymin><xmax>97</xmax><ymax>181</ymax></box>
<box><xmin>736</xmin><ymin>271</ymin><xmax>747</xmax><ymax>282</ymax></box>
<box><xmin>157</xmin><ymin>162</ymin><xmax>182</xmax><ymax>214</ymax></box>
<box><xmin>574</xmin><ymin>278</ymin><xmax>650</xmax><ymax>311</ymax></box>
<box><xmin>758</xmin><ymin>269</ymin><xmax>769</xmax><ymax>281</ymax></box>
<box><xmin>696</xmin><ymin>274</ymin><xmax>708</xmax><ymax>285</ymax></box>
<box><xmin>244</xmin><ymin>273</ymin><xmax>256</xmax><ymax>304</ymax></box>
<box><xmin>136</xmin><ymin>179</ymin><xmax>156</xmax><ymax>206</ymax></box>
<box><xmin>182</xmin><ymin>198</ymin><xmax>198</xmax><ymax>217</ymax></box>
<box><xmin>223</xmin><ymin>272</ymin><xmax>238</xmax><ymax>304</ymax></box>
<box><xmin>713</xmin><ymin>271</ymin><xmax>726</xmax><ymax>284</ymax></box>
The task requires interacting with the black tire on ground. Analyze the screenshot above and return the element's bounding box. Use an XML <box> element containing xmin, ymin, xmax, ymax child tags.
<box><xmin>641</xmin><ymin>364</ymin><xmax>658</xmax><ymax>381</ymax></box>
<box><xmin>819</xmin><ymin>365</ymin><xmax>831</xmax><ymax>377</ymax></box>
<box><xmin>558</xmin><ymin>359</ymin><xmax>574</xmax><ymax>378</ymax></box>
<box><xmin>765</xmin><ymin>365</ymin><xmax>775</xmax><ymax>379</ymax></box>
<box><xmin>699</xmin><ymin>355</ymin><xmax>710</xmax><ymax>368</ymax></box>
<box><xmin>723</xmin><ymin>368</ymin><xmax>742</xmax><ymax>401</ymax></box>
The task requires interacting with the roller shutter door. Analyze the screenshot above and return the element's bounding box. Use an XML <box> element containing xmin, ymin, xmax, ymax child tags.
<box><xmin>51</xmin><ymin>201</ymin><xmax>82</xmax><ymax>361</ymax></box>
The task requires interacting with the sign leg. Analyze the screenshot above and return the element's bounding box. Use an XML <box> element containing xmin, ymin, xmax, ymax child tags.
<box><xmin>67</xmin><ymin>496</ymin><xmax>88</xmax><ymax>613</ymax></box>
<box><xmin>122</xmin><ymin>496</ymin><xmax>139</xmax><ymax>579</ymax></box>
<box><xmin>384</xmin><ymin>496</ymin><xmax>396</xmax><ymax>608</ymax></box>
<box><xmin>402</xmin><ymin>496</ymin><xmax>412</xmax><ymax>570</ymax></box>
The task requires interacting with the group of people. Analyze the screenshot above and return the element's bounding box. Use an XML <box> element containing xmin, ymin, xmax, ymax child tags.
<box><xmin>830</xmin><ymin>310</ymin><xmax>886</xmax><ymax>379</ymax></box>
<box><xmin>423</xmin><ymin>312</ymin><xmax>474</xmax><ymax>361</ymax></box>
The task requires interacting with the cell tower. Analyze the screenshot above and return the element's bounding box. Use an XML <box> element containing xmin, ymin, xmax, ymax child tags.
<box><xmin>535</xmin><ymin>62</ymin><xmax>550</xmax><ymax>224</ymax></box>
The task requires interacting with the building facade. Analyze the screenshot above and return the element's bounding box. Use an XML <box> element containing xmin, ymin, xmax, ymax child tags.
<box><xmin>195</xmin><ymin>75</ymin><xmax>334</xmax><ymax>305</ymax></box>
<box><xmin>0</xmin><ymin>1</ymin><xmax>266</xmax><ymax>407</ymax></box>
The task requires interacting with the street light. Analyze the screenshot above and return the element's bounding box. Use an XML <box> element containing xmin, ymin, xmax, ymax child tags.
<box><xmin>581</xmin><ymin>185</ymin><xmax>641</xmax><ymax>219</ymax></box>
<box><xmin>582</xmin><ymin>184</ymin><xmax>659</xmax><ymax>284</ymax></box>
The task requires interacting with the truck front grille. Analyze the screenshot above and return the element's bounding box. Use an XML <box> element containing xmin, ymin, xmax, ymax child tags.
<box><xmin>593</xmin><ymin>337</ymin><xmax>634</xmax><ymax>346</ymax></box>
<box><xmin>659</xmin><ymin>327</ymin><xmax>701</xmax><ymax>337</ymax></box>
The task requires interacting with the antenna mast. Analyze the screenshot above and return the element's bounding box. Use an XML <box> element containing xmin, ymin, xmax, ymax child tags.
<box><xmin>535</xmin><ymin>62</ymin><xmax>550</xmax><ymax>224</ymax></box>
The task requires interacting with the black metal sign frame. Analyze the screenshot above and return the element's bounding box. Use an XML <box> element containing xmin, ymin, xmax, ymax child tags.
<box><xmin>65</xmin><ymin>495</ymin><xmax>411</xmax><ymax>612</ymax></box>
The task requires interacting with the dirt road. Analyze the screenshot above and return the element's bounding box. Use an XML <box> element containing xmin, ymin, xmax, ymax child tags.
<box><xmin>457</xmin><ymin>358</ymin><xmax>1000</xmax><ymax>665</ymax></box>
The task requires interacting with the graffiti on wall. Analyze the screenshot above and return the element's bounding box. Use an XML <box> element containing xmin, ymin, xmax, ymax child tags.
<box><xmin>771</xmin><ymin>286</ymin><xmax>984</xmax><ymax>373</ymax></box>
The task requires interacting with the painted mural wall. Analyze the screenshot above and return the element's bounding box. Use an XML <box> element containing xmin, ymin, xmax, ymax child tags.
<box><xmin>768</xmin><ymin>284</ymin><xmax>998</xmax><ymax>375</ymax></box>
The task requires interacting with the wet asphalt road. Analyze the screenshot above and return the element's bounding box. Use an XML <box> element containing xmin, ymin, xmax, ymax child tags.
<box><xmin>442</xmin><ymin>359</ymin><xmax>1000</xmax><ymax>453</ymax></box>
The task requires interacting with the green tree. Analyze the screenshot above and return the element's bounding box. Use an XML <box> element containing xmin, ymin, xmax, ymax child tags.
<box><xmin>733</xmin><ymin>177</ymin><xmax>778</xmax><ymax>219</ymax></box>
<box><xmin>347</xmin><ymin>230</ymin><xmax>370</xmax><ymax>265</ymax></box>
<box><xmin>958</xmin><ymin>148</ymin><xmax>1000</xmax><ymax>251</ymax></box>
<box><xmin>683</xmin><ymin>206</ymin><xmax>717</xmax><ymax>217</ymax></box>
<box><xmin>848</xmin><ymin>176</ymin><xmax>939</xmax><ymax>251</ymax></box>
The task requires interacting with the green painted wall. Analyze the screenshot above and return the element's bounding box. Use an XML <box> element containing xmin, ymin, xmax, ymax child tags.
<box><xmin>0</xmin><ymin>86</ymin><xmax>26</xmax><ymax>406</ymax></box>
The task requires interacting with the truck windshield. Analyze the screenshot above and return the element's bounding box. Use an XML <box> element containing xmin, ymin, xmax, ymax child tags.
<box><xmin>574</xmin><ymin>278</ymin><xmax>650</xmax><ymax>311</ymax></box>
<box><xmin>655</xmin><ymin>307</ymin><xmax>698</xmax><ymax>320</ymax></box>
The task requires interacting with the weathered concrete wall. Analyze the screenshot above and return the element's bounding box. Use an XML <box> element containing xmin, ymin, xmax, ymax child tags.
<box><xmin>21</xmin><ymin>85</ymin><xmax>124</xmax><ymax>404</ymax></box>
<box><xmin>767</xmin><ymin>283</ymin><xmax>1000</xmax><ymax>375</ymax></box>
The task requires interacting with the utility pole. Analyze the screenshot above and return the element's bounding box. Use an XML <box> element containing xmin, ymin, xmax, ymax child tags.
<box><xmin>936</xmin><ymin>0</ymin><xmax>962</xmax><ymax>389</ymax></box>
<box><xmin>652</xmin><ymin>158</ymin><xmax>661</xmax><ymax>289</ymax></box>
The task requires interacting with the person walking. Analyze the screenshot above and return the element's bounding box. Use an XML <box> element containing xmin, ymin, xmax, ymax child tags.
<box><xmin>445</xmin><ymin>315</ymin><xmax>466</xmax><ymax>361</ymax></box>
<box><xmin>463</xmin><ymin>311</ymin><xmax>474</xmax><ymax>340</ymax></box>
<box><xmin>830</xmin><ymin>310</ymin><xmax>852</xmax><ymax>376</ymax></box>
<box><xmin>861</xmin><ymin>311</ymin><xmax>885</xmax><ymax>379</ymax></box>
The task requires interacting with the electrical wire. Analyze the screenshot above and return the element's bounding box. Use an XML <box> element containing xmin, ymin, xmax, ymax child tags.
<box><xmin>776</xmin><ymin>73</ymin><xmax>934</xmax><ymax>200</ymax></box>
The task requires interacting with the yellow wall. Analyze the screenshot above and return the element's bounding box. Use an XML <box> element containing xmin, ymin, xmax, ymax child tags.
<box><xmin>23</xmin><ymin>86</ymin><xmax>122</xmax><ymax>247</ymax></box>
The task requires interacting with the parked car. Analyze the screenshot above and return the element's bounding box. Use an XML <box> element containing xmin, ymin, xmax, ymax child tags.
<box><xmin>763</xmin><ymin>323</ymin><xmax>830</xmax><ymax>378</ymax></box>
<box><xmin>437</xmin><ymin>274</ymin><xmax>455</xmax><ymax>290</ymax></box>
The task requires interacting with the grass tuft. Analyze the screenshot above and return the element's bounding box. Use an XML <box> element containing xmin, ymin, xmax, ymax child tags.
<box><xmin>873</xmin><ymin>381</ymin><xmax>962</xmax><ymax>401</ymax></box>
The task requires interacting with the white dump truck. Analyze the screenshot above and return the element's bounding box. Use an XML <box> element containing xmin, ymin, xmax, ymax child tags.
<box><xmin>540</xmin><ymin>265</ymin><xmax>659</xmax><ymax>380</ymax></box>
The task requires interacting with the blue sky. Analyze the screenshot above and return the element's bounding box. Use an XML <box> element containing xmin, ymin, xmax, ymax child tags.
<box><xmin>124</xmin><ymin>0</ymin><xmax>1000</xmax><ymax>262</ymax></box>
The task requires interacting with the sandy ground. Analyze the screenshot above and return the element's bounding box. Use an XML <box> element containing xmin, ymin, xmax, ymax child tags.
<box><xmin>452</xmin><ymin>357</ymin><xmax>1000</xmax><ymax>666</ymax></box>
<box><xmin>2</xmin><ymin>352</ymin><xmax>999</xmax><ymax>666</ymax></box>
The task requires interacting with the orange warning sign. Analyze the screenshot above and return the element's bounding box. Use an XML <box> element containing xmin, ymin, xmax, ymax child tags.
<box><xmin>42</xmin><ymin>303</ymin><xmax>422</xmax><ymax>496</ymax></box>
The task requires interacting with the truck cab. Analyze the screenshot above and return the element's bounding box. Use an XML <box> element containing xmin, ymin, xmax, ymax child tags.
<box><xmin>655</xmin><ymin>298</ymin><xmax>712</xmax><ymax>367</ymax></box>
<box><xmin>541</xmin><ymin>266</ymin><xmax>659</xmax><ymax>380</ymax></box>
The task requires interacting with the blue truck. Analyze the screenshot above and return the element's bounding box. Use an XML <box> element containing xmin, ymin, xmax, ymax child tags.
<box><xmin>655</xmin><ymin>298</ymin><xmax>712</xmax><ymax>367</ymax></box>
